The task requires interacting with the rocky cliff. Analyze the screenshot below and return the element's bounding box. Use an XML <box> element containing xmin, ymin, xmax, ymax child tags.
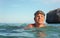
<box><xmin>46</xmin><ymin>8</ymin><xmax>60</xmax><ymax>24</ymax></box>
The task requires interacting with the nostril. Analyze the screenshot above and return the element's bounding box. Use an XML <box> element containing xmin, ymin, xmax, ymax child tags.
<box><xmin>39</xmin><ymin>17</ymin><xmax>41</xmax><ymax>19</ymax></box>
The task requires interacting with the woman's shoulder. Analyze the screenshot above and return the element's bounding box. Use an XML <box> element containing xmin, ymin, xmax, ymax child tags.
<box><xmin>24</xmin><ymin>24</ymin><xmax>34</xmax><ymax>30</ymax></box>
<box><xmin>28</xmin><ymin>24</ymin><xmax>34</xmax><ymax>28</ymax></box>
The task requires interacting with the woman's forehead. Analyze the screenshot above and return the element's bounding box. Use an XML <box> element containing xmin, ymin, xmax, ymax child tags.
<box><xmin>35</xmin><ymin>14</ymin><xmax>44</xmax><ymax>16</ymax></box>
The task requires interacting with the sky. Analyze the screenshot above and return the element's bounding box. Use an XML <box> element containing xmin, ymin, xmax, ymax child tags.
<box><xmin>0</xmin><ymin>0</ymin><xmax>60</xmax><ymax>23</ymax></box>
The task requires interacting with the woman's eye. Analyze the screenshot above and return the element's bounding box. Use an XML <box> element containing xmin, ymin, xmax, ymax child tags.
<box><xmin>41</xmin><ymin>15</ymin><xmax>44</xmax><ymax>17</ymax></box>
<box><xmin>41</xmin><ymin>16</ymin><xmax>43</xmax><ymax>17</ymax></box>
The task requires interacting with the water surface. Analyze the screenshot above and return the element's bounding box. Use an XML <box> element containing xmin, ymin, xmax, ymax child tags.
<box><xmin>0</xmin><ymin>23</ymin><xmax>60</xmax><ymax>38</ymax></box>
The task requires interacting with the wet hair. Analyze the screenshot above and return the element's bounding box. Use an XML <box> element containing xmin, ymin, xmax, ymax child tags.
<box><xmin>34</xmin><ymin>10</ymin><xmax>45</xmax><ymax>16</ymax></box>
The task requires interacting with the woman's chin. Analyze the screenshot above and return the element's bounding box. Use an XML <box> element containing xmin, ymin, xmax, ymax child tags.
<box><xmin>38</xmin><ymin>22</ymin><xmax>43</xmax><ymax>24</ymax></box>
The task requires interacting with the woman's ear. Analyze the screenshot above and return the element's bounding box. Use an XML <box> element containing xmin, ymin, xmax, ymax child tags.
<box><xmin>34</xmin><ymin>17</ymin><xmax>36</xmax><ymax>22</ymax></box>
<box><xmin>34</xmin><ymin>17</ymin><xmax>35</xmax><ymax>21</ymax></box>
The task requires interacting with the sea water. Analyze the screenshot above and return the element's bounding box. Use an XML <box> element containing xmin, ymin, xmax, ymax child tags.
<box><xmin>0</xmin><ymin>23</ymin><xmax>60</xmax><ymax>38</ymax></box>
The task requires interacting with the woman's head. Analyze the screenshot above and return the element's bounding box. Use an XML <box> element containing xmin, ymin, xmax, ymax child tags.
<box><xmin>34</xmin><ymin>10</ymin><xmax>45</xmax><ymax>24</ymax></box>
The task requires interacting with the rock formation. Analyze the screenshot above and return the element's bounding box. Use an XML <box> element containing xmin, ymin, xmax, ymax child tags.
<box><xmin>46</xmin><ymin>8</ymin><xmax>60</xmax><ymax>24</ymax></box>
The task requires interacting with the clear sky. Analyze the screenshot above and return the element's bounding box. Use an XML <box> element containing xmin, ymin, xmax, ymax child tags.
<box><xmin>0</xmin><ymin>0</ymin><xmax>60</xmax><ymax>23</ymax></box>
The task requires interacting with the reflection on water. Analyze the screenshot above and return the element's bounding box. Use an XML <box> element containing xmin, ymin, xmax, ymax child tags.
<box><xmin>31</xmin><ymin>28</ymin><xmax>47</xmax><ymax>38</ymax></box>
<box><xmin>36</xmin><ymin>31</ymin><xmax>46</xmax><ymax>38</ymax></box>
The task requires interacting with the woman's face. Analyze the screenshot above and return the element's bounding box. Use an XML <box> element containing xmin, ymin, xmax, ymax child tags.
<box><xmin>34</xmin><ymin>14</ymin><xmax>45</xmax><ymax>24</ymax></box>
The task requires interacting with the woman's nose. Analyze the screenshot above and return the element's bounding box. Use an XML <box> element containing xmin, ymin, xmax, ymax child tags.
<box><xmin>39</xmin><ymin>16</ymin><xmax>41</xmax><ymax>19</ymax></box>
